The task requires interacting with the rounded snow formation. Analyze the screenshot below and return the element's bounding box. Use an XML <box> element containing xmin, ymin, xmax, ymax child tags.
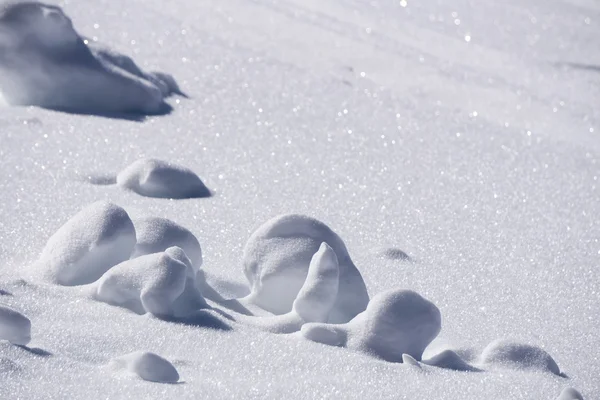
<box><xmin>480</xmin><ymin>339</ymin><xmax>561</xmax><ymax>375</ymax></box>
<box><xmin>131</xmin><ymin>217</ymin><xmax>203</xmax><ymax>272</ymax></box>
<box><xmin>110</xmin><ymin>351</ymin><xmax>179</xmax><ymax>383</ymax></box>
<box><xmin>376</xmin><ymin>247</ymin><xmax>411</xmax><ymax>261</ymax></box>
<box><xmin>301</xmin><ymin>289</ymin><xmax>441</xmax><ymax>362</ymax></box>
<box><xmin>557</xmin><ymin>387</ymin><xmax>584</xmax><ymax>400</ymax></box>
<box><xmin>117</xmin><ymin>159</ymin><xmax>211</xmax><ymax>199</ymax></box>
<box><xmin>37</xmin><ymin>201</ymin><xmax>136</xmax><ymax>286</ymax></box>
<box><xmin>0</xmin><ymin>305</ymin><xmax>31</xmax><ymax>346</ymax></box>
<box><xmin>242</xmin><ymin>214</ymin><xmax>369</xmax><ymax>323</ymax></box>
<box><xmin>95</xmin><ymin>247</ymin><xmax>207</xmax><ymax>317</ymax></box>
<box><xmin>422</xmin><ymin>349</ymin><xmax>479</xmax><ymax>372</ymax></box>
<box><xmin>0</xmin><ymin>2</ymin><xmax>182</xmax><ymax>115</ymax></box>
<box><xmin>238</xmin><ymin>243</ymin><xmax>340</xmax><ymax>334</ymax></box>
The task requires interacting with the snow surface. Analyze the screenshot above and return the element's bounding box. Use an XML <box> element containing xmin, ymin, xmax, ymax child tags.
<box><xmin>0</xmin><ymin>0</ymin><xmax>599</xmax><ymax>398</ymax></box>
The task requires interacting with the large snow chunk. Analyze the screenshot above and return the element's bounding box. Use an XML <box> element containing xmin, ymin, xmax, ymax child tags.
<box><xmin>301</xmin><ymin>289</ymin><xmax>441</xmax><ymax>362</ymax></box>
<box><xmin>94</xmin><ymin>247</ymin><xmax>207</xmax><ymax>317</ymax></box>
<box><xmin>242</xmin><ymin>214</ymin><xmax>369</xmax><ymax>323</ymax></box>
<box><xmin>480</xmin><ymin>339</ymin><xmax>561</xmax><ymax>375</ymax></box>
<box><xmin>0</xmin><ymin>305</ymin><xmax>31</xmax><ymax>346</ymax></box>
<box><xmin>0</xmin><ymin>2</ymin><xmax>182</xmax><ymax>115</ymax></box>
<box><xmin>109</xmin><ymin>351</ymin><xmax>179</xmax><ymax>383</ymax></box>
<box><xmin>37</xmin><ymin>201</ymin><xmax>136</xmax><ymax>286</ymax></box>
<box><xmin>238</xmin><ymin>243</ymin><xmax>340</xmax><ymax>334</ymax></box>
<box><xmin>131</xmin><ymin>217</ymin><xmax>202</xmax><ymax>272</ymax></box>
<box><xmin>117</xmin><ymin>159</ymin><xmax>210</xmax><ymax>199</ymax></box>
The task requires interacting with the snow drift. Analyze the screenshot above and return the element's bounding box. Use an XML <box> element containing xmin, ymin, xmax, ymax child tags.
<box><xmin>241</xmin><ymin>214</ymin><xmax>369</xmax><ymax>323</ymax></box>
<box><xmin>0</xmin><ymin>1</ymin><xmax>183</xmax><ymax>115</ymax></box>
<box><xmin>480</xmin><ymin>339</ymin><xmax>562</xmax><ymax>376</ymax></box>
<box><xmin>36</xmin><ymin>201</ymin><xmax>136</xmax><ymax>286</ymax></box>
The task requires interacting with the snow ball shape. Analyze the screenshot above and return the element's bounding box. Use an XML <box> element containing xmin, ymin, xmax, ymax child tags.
<box><xmin>301</xmin><ymin>289</ymin><xmax>441</xmax><ymax>362</ymax></box>
<box><xmin>95</xmin><ymin>246</ymin><xmax>207</xmax><ymax>317</ymax></box>
<box><xmin>238</xmin><ymin>242</ymin><xmax>340</xmax><ymax>334</ymax></box>
<box><xmin>0</xmin><ymin>305</ymin><xmax>31</xmax><ymax>345</ymax></box>
<box><xmin>117</xmin><ymin>158</ymin><xmax>210</xmax><ymax>199</ymax></box>
<box><xmin>558</xmin><ymin>387</ymin><xmax>584</xmax><ymax>400</ymax></box>
<box><xmin>0</xmin><ymin>2</ymin><xmax>182</xmax><ymax>115</ymax></box>
<box><xmin>242</xmin><ymin>214</ymin><xmax>369</xmax><ymax>323</ymax></box>
<box><xmin>37</xmin><ymin>201</ymin><xmax>136</xmax><ymax>286</ymax></box>
<box><xmin>131</xmin><ymin>217</ymin><xmax>203</xmax><ymax>272</ymax></box>
<box><xmin>110</xmin><ymin>351</ymin><xmax>179</xmax><ymax>383</ymax></box>
<box><xmin>480</xmin><ymin>339</ymin><xmax>562</xmax><ymax>376</ymax></box>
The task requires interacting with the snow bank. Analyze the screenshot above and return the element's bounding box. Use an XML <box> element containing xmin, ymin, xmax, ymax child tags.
<box><xmin>558</xmin><ymin>387</ymin><xmax>584</xmax><ymax>400</ymax></box>
<box><xmin>117</xmin><ymin>159</ymin><xmax>211</xmax><ymax>199</ymax></box>
<box><xmin>480</xmin><ymin>339</ymin><xmax>562</xmax><ymax>375</ymax></box>
<box><xmin>301</xmin><ymin>289</ymin><xmax>441</xmax><ymax>362</ymax></box>
<box><xmin>0</xmin><ymin>305</ymin><xmax>31</xmax><ymax>346</ymax></box>
<box><xmin>37</xmin><ymin>201</ymin><xmax>136</xmax><ymax>286</ymax></box>
<box><xmin>242</xmin><ymin>214</ymin><xmax>369</xmax><ymax>323</ymax></box>
<box><xmin>0</xmin><ymin>2</ymin><xmax>181</xmax><ymax>115</ymax></box>
<box><xmin>109</xmin><ymin>351</ymin><xmax>179</xmax><ymax>383</ymax></box>
<box><xmin>95</xmin><ymin>247</ymin><xmax>207</xmax><ymax>317</ymax></box>
<box><xmin>237</xmin><ymin>243</ymin><xmax>340</xmax><ymax>334</ymax></box>
<box><xmin>131</xmin><ymin>217</ymin><xmax>203</xmax><ymax>272</ymax></box>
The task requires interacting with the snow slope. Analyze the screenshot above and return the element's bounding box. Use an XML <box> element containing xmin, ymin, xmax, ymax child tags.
<box><xmin>1</xmin><ymin>0</ymin><xmax>599</xmax><ymax>399</ymax></box>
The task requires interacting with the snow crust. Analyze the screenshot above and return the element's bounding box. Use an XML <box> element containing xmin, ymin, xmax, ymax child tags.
<box><xmin>242</xmin><ymin>214</ymin><xmax>369</xmax><ymax>323</ymax></box>
<box><xmin>0</xmin><ymin>2</ymin><xmax>181</xmax><ymax>115</ymax></box>
<box><xmin>301</xmin><ymin>289</ymin><xmax>441</xmax><ymax>361</ymax></box>
<box><xmin>36</xmin><ymin>201</ymin><xmax>136</xmax><ymax>286</ymax></box>
<box><xmin>116</xmin><ymin>158</ymin><xmax>210</xmax><ymax>199</ymax></box>
<box><xmin>109</xmin><ymin>351</ymin><xmax>179</xmax><ymax>383</ymax></box>
<box><xmin>0</xmin><ymin>305</ymin><xmax>31</xmax><ymax>345</ymax></box>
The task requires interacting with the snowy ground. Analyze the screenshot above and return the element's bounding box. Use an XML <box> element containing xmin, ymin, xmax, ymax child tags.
<box><xmin>1</xmin><ymin>0</ymin><xmax>599</xmax><ymax>398</ymax></box>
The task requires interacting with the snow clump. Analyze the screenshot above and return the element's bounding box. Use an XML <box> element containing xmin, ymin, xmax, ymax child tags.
<box><xmin>480</xmin><ymin>339</ymin><xmax>562</xmax><ymax>375</ymax></box>
<box><xmin>0</xmin><ymin>305</ymin><xmax>31</xmax><ymax>346</ymax></box>
<box><xmin>109</xmin><ymin>351</ymin><xmax>179</xmax><ymax>383</ymax></box>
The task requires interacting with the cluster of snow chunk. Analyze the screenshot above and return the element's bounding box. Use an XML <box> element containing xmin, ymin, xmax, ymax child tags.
<box><xmin>301</xmin><ymin>289</ymin><xmax>441</xmax><ymax>362</ymax></box>
<box><xmin>0</xmin><ymin>2</ymin><xmax>183</xmax><ymax>115</ymax></box>
<box><xmin>131</xmin><ymin>217</ymin><xmax>203</xmax><ymax>270</ymax></box>
<box><xmin>480</xmin><ymin>339</ymin><xmax>562</xmax><ymax>375</ymax></box>
<box><xmin>117</xmin><ymin>159</ymin><xmax>211</xmax><ymax>199</ymax></box>
<box><xmin>0</xmin><ymin>305</ymin><xmax>31</xmax><ymax>346</ymax></box>
<box><xmin>94</xmin><ymin>246</ymin><xmax>207</xmax><ymax>317</ymax></box>
<box><xmin>36</xmin><ymin>201</ymin><xmax>136</xmax><ymax>286</ymax></box>
<box><xmin>109</xmin><ymin>351</ymin><xmax>179</xmax><ymax>383</ymax></box>
<box><xmin>242</xmin><ymin>214</ymin><xmax>369</xmax><ymax>323</ymax></box>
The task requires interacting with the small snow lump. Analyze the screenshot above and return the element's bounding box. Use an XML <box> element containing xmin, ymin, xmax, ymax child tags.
<box><xmin>480</xmin><ymin>339</ymin><xmax>561</xmax><ymax>375</ymax></box>
<box><xmin>0</xmin><ymin>305</ymin><xmax>31</xmax><ymax>346</ymax></box>
<box><xmin>117</xmin><ymin>158</ymin><xmax>210</xmax><ymax>199</ymax></box>
<box><xmin>110</xmin><ymin>351</ymin><xmax>179</xmax><ymax>383</ymax></box>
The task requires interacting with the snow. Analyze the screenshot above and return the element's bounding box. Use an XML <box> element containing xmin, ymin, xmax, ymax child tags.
<box><xmin>0</xmin><ymin>0</ymin><xmax>599</xmax><ymax>398</ymax></box>
<box><xmin>558</xmin><ymin>387</ymin><xmax>585</xmax><ymax>400</ymax></box>
<box><xmin>422</xmin><ymin>349</ymin><xmax>479</xmax><ymax>372</ymax></box>
<box><xmin>34</xmin><ymin>201</ymin><xmax>136</xmax><ymax>286</ymax></box>
<box><xmin>0</xmin><ymin>305</ymin><xmax>31</xmax><ymax>345</ymax></box>
<box><xmin>109</xmin><ymin>351</ymin><xmax>179</xmax><ymax>383</ymax></box>
<box><xmin>480</xmin><ymin>339</ymin><xmax>562</xmax><ymax>376</ymax></box>
<box><xmin>242</xmin><ymin>214</ymin><xmax>369</xmax><ymax>323</ymax></box>
<box><xmin>302</xmin><ymin>289</ymin><xmax>441</xmax><ymax>361</ymax></box>
<box><xmin>131</xmin><ymin>216</ymin><xmax>203</xmax><ymax>272</ymax></box>
<box><xmin>116</xmin><ymin>158</ymin><xmax>211</xmax><ymax>199</ymax></box>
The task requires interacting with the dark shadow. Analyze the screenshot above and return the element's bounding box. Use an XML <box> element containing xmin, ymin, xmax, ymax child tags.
<box><xmin>16</xmin><ymin>345</ymin><xmax>53</xmax><ymax>357</ymax></box>
<box><xmin>0</xmin><ymin>289</ymin><xmax>12</xmax><ymax>296</ymax></box>
<box><xmin>158</xmin><ymin>309</ymin><xmax>233</xmax><ymax>331</ymax></box>
<box><xmin>378</xmin><ymin>247</ymin><xmax>411</xmax><ymax>262</ymax></box>
<box><xmin>44</xmin><ymin>101</ymin><xmax>174</xmax><ymax>122</ymax></box>
<box><xmin>554</xmin><ymin>62</ymin><xmax>600</xmax><ymax>74</ymax></box>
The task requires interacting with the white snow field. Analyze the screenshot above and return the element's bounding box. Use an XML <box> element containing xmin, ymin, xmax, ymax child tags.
<box><xmin>0</xmin><ymin>0</ymin><xmax>599</xmax><ymax>398</ymax></box>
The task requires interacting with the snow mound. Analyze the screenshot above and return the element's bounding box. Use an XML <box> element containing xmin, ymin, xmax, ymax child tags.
<box><xmin>375</xmin><ymin>247</ymin><xmax>411</xmax><ymax>261</ymax></box>
<box><xmin>131</xmin><ymin>217</ymin><xmax>203</xmax><ymax>272</ymax></box>
<box><xmin>0</xmin><ymin>2</ymin><xmax>182</xmax><ymax>115</ymax></box>
<box><xmin>401</xmin><ymin>354</ymin><xmax>421</xmax><ymax>368</ymax></box>
<box><xmin>242</xmin><ymin>214</ymin><xmax>369</xmax><ymax>323</ymax></box>
<box><xmin>109</xmin><ymin>351</ymin><xmax>179</xmax><ymax>383</ymax></box>
<box><xmin>238</xmin><ymin>242</ymin><xmax>340</xmax><ymax>334</ymax></box>
<box><xmin>0</xmin><ymin>305</ymin><xmax>31</xmax><ymax>345</ymax></box>
<box><xmin>116</xmin><ymin>159</ymin><xmax>211</xmax><ymax>199</ymax></box>
<box><xmin>558</xmin><ymin>387</ymin><xmax>584</xmax><ymax>400</ymax></box>
<box><xmin>422</xmin><ymin>349</ymin><xmax>479</xmax><ymax>372</ymax></box>
<box><xmin>94</xmin><ymin>247</ymin><xmax>207</xmax><ymax>317</ymax></box>
<box><xmin>301</xmin><ymin>289</ymin><xmax>441</xmax><ymax>362</ymax></box>
<box><xmin>480</xmin><ymin>339</ymin><xmax>562</xmax><ymax>375</ymax></box>
<box><xmin>36</xmin><ymin>201</ymin><xmax>136</xmax><ymax>286</ymax></box>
